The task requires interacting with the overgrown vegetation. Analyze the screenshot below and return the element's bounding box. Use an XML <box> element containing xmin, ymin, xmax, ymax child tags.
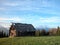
<box><xmin>0</xmin><ymin>36</ymin><xmax>60</xmax><ymax>45</ymax></box>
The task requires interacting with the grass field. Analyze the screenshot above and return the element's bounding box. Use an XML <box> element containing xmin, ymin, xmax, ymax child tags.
<box><xmin>0</xmin><ymin>36</ymin><xmax>60</xmax><ymax>45</ymax></box>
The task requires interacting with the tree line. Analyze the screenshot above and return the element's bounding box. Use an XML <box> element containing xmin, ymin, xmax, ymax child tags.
<box><xmin>0</xmin><ymin>30</ymin><xmax>8</xmax><ymax>38</ymax></box>
<box><xmin>35</xmin><ymin>26</ymin><xmax>60</xmax><ymax>36</ymax></box>
<box><xmin>0</xmin><ymin>26</ymin><xmax>60</xmax><ymax>38</ymax></box>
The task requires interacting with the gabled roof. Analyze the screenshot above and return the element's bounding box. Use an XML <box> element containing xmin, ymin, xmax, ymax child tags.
<box><xmin>12</xmin><ymin>23</ymin><xmax>36</xmax><ymax>32</ymax></box>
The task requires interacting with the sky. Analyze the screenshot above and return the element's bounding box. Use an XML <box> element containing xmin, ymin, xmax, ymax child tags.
<box><xmin>0</xmin><ymin>0</ymin><xmax>60</xmax><ymax>28</ymax></box>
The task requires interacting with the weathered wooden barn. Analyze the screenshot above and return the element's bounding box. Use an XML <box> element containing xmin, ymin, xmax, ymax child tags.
<box><xmin>9</xmin><ymin>23</ymin><xmax>36</xmax><ymax>37</ymax></box>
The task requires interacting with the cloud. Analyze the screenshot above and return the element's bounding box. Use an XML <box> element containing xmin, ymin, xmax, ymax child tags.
<box><xmin>0</xmin><ymin>17</ymin><xmax>24</xmax><ymax>28</ymax></box>
<box><xmin>0</xmin><ymin>16</ymin><xmax>60</xmax><ymax>28</ymax></box>
<box><xmin>0</xmin><ymin>22</ymin><xmax>11</xmax><ymax>28</ymax></box>
<box><xmin>32</xmin><ymin>16</ymin><xmax>60</xmax><ymax>28</ymax></box>
<box><xmin>1</xmin><ymin>0</ymin><xmax>31</xmax><ymax>7</ymax></box>
<box><xmin>0</xmin><ymin>0</ymin><xmax>60</xmax><ymax>15</ymax></box>
<box><xmin>0</xmin><ymin>0</ymin><xmax>60</xmax><ymax>28</ymax></box>
<box><xmin>3</xmin><ymin>2</ymin><xmax>19</xmax><ymax>6</ymax></box>
<box><xmin>17</xmin><ymin>7</ymin><xmax>40</xmax><ymax>11</ymax></box>
<box><xmin>0</xmin><ymin>17</ymin><xmax>24</xmax><ymax>22</ymax></box>
<box><xmin>0</xmin><ymin>7</ymin><xmax>6</xmax><ymax>11</ymax></box>
<box><xmin>0</xmin><ymin>0</ymin><xmax>49</xmax><ymax>8</ymax></box>
<box><xmin>39</xmin><ymin>16</ymin><xmax>60</xmax><ymax>23</ymax></box>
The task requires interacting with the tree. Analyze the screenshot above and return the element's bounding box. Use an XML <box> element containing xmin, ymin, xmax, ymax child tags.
<box><xmin>1</xmin><ymin>30</ymin><xmax>3</xmax><ymax>37</ymax></box>
<box><xmin>0</xmin><ymin>30</ymin><xmax>3</xmax><ymax>38</ymax></box>
<box><xmin>40</xmin><ymin>29</ymin><xmax>46</xmax><ymax>36</ymax></box>
<box><xmin>3</xmin><ymin>32</ymin><xmax>6</xmax><ymax>37</ymax></box>
<box><xmin>56</xmin><ymin>26</ymin><xmax>60</xmax><ymax>36</ymax></box>
<box><xmin>35</xmin><ymin>30</ymin><xmax>40</xmax><ymax>36</ymax></box>
<box><xmin>6</xmin><ymin>34</ymin><xmax>8</xmax><ymax>37</ymax></box>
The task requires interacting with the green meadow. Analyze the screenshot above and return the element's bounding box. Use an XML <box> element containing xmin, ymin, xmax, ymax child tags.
<box><xmin>0</xmin><ymin>36</ymin><xmax>60</xmax><ymax>45</ymax></box>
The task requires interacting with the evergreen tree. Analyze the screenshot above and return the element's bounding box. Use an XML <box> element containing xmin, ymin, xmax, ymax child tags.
<box><xmin>3</xmin><ymin>32</ymin><xmax>6</xmax><ymax>37</ymax></box>
<box><xmin>6</xmin><ymin>34</ymin><xmax>8</xmax><ymax>37</ymax></box>
<box><xmin>1</xmin><ymin>30</ymin><xmax>3</xmax><ymax>37</ymax></box>
<box><xmin>56</xmin><ymin>26</ymin><xmax>60</xmax><ymax>36</ymax></box>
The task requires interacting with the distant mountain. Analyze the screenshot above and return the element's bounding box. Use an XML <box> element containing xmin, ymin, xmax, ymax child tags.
<box><xmin>0</xmin><ymin>25</ymin><xmax>9</xmax><ymax>35</ymax></box>
<box><xmin>36</xmin><ymin>26</ymin><xmax>50</xmax><ymax>31</ymax></box>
